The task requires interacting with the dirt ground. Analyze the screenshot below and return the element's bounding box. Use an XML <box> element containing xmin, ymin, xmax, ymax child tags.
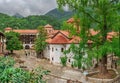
<box><xmin>13</xmin><ymin>50</ymin><xmax>84</xmax><ymax>82</ymax></box>
<box><xmin>14</xmin><ymin>50</ymin><xmax>82</xmax><ymax>76</ymax></box>
<box><xmin>11</xmin><ymin>50</ymin><xmax>120</xmax><ymax>83</ymax></box>
<box><xmin>13</xmin><ymin>50</ymin><xmax>64</xmax><ymax>74</ymax></box>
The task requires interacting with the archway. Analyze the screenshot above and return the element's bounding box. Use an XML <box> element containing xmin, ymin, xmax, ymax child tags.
<box><xmin>25</xmin><ymin>45</ymin><xmax>30</xmax><ymax>49</ymax></box>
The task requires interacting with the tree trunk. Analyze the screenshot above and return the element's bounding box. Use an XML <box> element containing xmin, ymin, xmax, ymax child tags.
<box><xmin>99</xmin><ymin>55</ymin><xmax>108</xmax><ymax>75</ymax></box>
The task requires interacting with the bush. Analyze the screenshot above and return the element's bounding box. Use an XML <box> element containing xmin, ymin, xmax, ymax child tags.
<box><xmin>60</xmin><ymin>56</ymin><xmax>67</xmax><ymax>66</ymax></box>
<box><xmin>0</xmin><ymin>56</ymin><xmax>49</xmax><ymax>83</ymax></box>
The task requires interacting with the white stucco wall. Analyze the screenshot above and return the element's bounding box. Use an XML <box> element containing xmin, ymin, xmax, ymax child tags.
<box><xmin>44</xmin><ymin>45</ymin><xmax>50</xmax><ymax>59</ymax></box>
<box><xmin>43</xmin><ymin>43</ymin><xmax>89</xmax><ymax>66</ymax></box>
<box><xmin>43</xmin><ymin>44</ymin><xmax>79</xmax><ymax>65</ymax></box>
<box><xmin>49</xmin><ymin>44</ymin><xmax>65</xmax><ymax>64</ymax></box>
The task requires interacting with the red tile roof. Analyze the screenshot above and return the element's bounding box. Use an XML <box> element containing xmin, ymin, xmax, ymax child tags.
<box><xmin>87</xmin><ymin>40</ymin><xmax>93</xmax><ymax>44</ymax></box>
<box><xmin>69</xmin><ymin>36</ymin><xmax>80</xmax><ymax>43</ymax></box>
<box><xmin>5</xmin><ymin>27</ymin><xmax>12</xmax><ymax>30</ymax></box>
<box><xmin>67</xmin><ymin>18</ymin><xmax>75</xmax><ymax>23</ymax></box>
<box><xmin>107</xmin><ymin>31</ymin><xmax>117</xmax><ymax>36</ymax></box>
<box><xmin>46</xmin><ymin>31</ymin><xmax>80</xmax><ymax>44</ymax></box>
<box><xmin>13</xmin><ymin>30</ymin><xmax>38</xmax><ymax>34</ymax></box>
<box><xmin>89</xmin><ymin>29</ymin><xmax>99</xmax><ymax>36</ymax></box>
<box><xmin>44</xmin><ymin>24</ymin><xmax>53</xmax><ymax>28</ymax></box>
<box><xmin>49</xmin><ymin>31</ymin><xmax>70</xmax><ymax>44</ymax></box>
<box><xmin>67</xmin><ymin>17</ymin><xmax>80</xmax><ymax>24</ymax></box>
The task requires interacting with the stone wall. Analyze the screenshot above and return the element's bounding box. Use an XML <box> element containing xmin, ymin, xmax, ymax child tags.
<box><xmin>87</xmin><ymin>75</ymin><xmax>120</xmax><ymax>83</ymax></box>
<box><xmin>46</xmin><ymin>73</ymin><xmax>82</xmax><ymax>83</ymax></box>
<box><xmin>86</xmin><ymin>69</ymin><xmax>120</xmax><ymax>83</ymax></box>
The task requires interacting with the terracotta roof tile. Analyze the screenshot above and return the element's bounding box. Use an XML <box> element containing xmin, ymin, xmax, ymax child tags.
<box><xmin>67</xmin><ymin>18</ymin><xmax>75</xmax><ymax>23</ymax></box>
<box><xmin>69</xmin><ymin>36</ymin><xmax>80</xmax><ymax>43</ymax></box>
<box><xmin>47</xmin><ymin>33</ymin><xmax>70</xmax><ymax>44</ymax></box>
<box><xmin>107</xmin><ymin>31</ymin><xmax>117</xmax><ymax>36</ymax></box>
<box><xmin>46</xmin><ymin>30</ymin><xmax>80</xmax><ymax>44</ymax></box>
<box><xmin>44</xmin><ymin>24</ymin><xmax>53</xmax><ymax>28</ymax></box>
<box><xmin>5</xmin><ymin>27</ymin><xmax>12</xmax><ymax>30</ymax></box>
<box><xmin>87</xmin><ymin>40</ymin><xmax>93</xmax><ymax>44</ymax></box>
<box><xmin>89</xmin><ymin>29</ymin><xmax>99</xmax><ymax>36</ymax></box>
<box><xmin>13</xmin><ymin>30</ymin><xmax>38</xmax><ymax>34</ymax></box>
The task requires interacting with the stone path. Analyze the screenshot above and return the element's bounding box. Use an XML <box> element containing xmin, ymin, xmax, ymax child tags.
<box><xmin>14</xmin><ymin>50</ymin><xmax>90</xmax><ymax>83</ymax></box>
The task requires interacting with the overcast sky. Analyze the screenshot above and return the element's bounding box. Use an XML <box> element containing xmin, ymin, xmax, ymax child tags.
<box><xmin>0</xmin><ymin>0</ymin><xmax>57</xmax><ymax>16</ymax></box>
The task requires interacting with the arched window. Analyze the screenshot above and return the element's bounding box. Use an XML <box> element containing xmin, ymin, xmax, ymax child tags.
<box><xmin>25</xmin><ymin>45</ymin><xmax>30</xmax><ymax>49</ymax></box>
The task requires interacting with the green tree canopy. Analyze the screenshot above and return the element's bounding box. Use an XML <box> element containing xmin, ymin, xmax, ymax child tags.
<box><xmin>5</xmin><ymin>31</ymin><xmax>23</xmax><ymax>53</ymax></box>
<box><xmin>35</xmin><ymin>26</ymin><xmax>47</xmax><ymax>58</ymax></box>
<box><xmin>0</xmin><ymin>13</ymin><xmax>61</xmax><ymax>31</ymax></box>
<box><xmin>0</xmin><ymin>56</ymin><xmax>49</xmax><ymax>83</ymax></box>
<box><xmin>57</xmin><ymin>0</ymin><xmax>120</xmax><ymax>75</ymax></box>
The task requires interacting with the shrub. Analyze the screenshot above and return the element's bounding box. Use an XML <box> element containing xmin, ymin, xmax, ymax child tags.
<box><xmin>60</xmin><ymin>56</ymin><xmax>67</xmax><ymax>66</ymax></box>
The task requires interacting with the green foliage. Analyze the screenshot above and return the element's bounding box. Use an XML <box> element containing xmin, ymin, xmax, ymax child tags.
<box><xmin>57</xmin><ymin>0</ymin><xmax>120</xmax><ymax>74</ymax></box>
<box><xmin>117</xmin><ymin>60</ymin><xmax>120</xmax><ymax>66</ymax></box>
<box><xmin>5</xmin><ymin>31</ymin><xmax>23</xmax><ymax>53</ymax></box>
<box><xmin>60</xmin><ymin>56</ymin><xmax>67</xmax><ymax>66</ymax></box>
<box><xmin>46</xmin><ymin>8</ymin><xmax>74</xmax><ymax>22</ymax></box>
<box><xmin>57</xmin><ymin>0</ymin><xmax>120</xmax><ymax>65</ymax></box>
<box><xmin>0</xmin><ymin>56</ymin><xmax>15</xmax><ymax>74</ymax></box>
<box><xmin>32</xmin><ymin>67</ymin><xmax>50</xmax><ymax>83</ymax></box>
<box><xmin>110</xmin><ymin>37</ymin><xmax>120</xmax><ymax>57</ymax></box>
<box><xmin>35</xmin><ymin>26</ymin><xmax>47</xmax><ymax>53</ymax></box>
<box><xmin>64</xmin><ymin>43</ymin><xmax>85</xmax><ymax>69</ymax></box>
<box><xmin>0</xmin><ymin>56</ymin><xmax>49</xmax><ymax>83</ymax></box>
<box><xmin>62</xmin><ymin>21</ymin><xmax>78</xmax><ymax>37</ymax></box>
<box><xmin>0</xmin><ymin>13</ymin><xmax>61</xmax><ymax>31</ymax></box>
<box><xmin>71</xmin><ymin>61</ymin><xmax>78</xmax><ymax>68</ymax></box>
<box><xmin>0</xmin><ymin>68</ymin><xmax>31</xmax><ymax>83</ymax></box>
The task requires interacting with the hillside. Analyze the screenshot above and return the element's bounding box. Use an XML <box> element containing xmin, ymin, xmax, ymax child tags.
<box><xmin>45</xmin><ymin>8</ymin><xmax>74</xmax><ymax>22</ymax></box>
<box><xmin>13</xmin><ymin>13</ymin><xmax>23</xmax><ymax>18</ymax></box>
<box><xmin>0</xmin><ymin>9</ymin><xmax>74</xmax><ymax>31</ymax></box>
<box><xmin>0</xmin><ymin>13</ymin><xmax>61</xmax><ymax>31</ymax></box>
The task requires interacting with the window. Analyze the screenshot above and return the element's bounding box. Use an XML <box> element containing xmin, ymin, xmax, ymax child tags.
<box><xmin>61</xmin><ymin>48</ymin><xmax>64</xmax><ymax>52</ymax></box>
<box><xmin>52</xmin><ymin>47</ymin><xmax>54</xmax><ymax>52</ymax></box>
<box><xmin>68</xmin><ymin>59</ymin><xmax>71</xmax><ymax>63</ymax></box>
<box><xmin>48</xmin><ymin>46</ymin><xmax>50</xmax><ymax>50</ymax></box>
<box><xmin>52</xmin><ymin>57</ymin><xmax>54</xmax><ymax>61</ymax></box>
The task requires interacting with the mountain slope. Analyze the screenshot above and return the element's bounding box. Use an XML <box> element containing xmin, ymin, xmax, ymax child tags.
<box><xmin>45</xmin><ymin>8</ymin><xmax>74</xmax><ymax>21</ymax></box>
<box><xmin>13</xmin><ymin>13</ymin><xmax>23</xmax><ymax>18</ymax></box>
<box><xmin>0</xmin><ymin>13</ymin><xmax>61</xmax><ymax>31</ymax></box>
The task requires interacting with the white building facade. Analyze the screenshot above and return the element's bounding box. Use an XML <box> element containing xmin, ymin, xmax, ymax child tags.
<box><xmin>44</xmin><ymin>31</ymin><xmax>80</xmax><ymax>65</ymax></box>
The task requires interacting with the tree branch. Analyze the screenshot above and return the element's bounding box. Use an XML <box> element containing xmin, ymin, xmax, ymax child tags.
<box><xmin>83</xmin><ymin>10</ymin><xmax>101</xmax><ymax>24</ymax></box>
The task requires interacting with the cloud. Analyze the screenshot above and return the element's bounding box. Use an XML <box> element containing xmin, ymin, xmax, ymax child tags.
<box><xmin>0</xmin><ymin>0</ymin><xmax>57</xmax><ymax>16</ymax></box>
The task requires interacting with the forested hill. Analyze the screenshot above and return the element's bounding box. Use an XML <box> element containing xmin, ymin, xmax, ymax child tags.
<box><xmin>0</xmin><ymin>9</ymin><xmax>74</xmax><ymax>31</ymax></box>
<box><xmin>45</xmin><ymin>8</ymin><xmax>74</xmax><ymax>22</ymax></box>
<box><xmin>0</xmin><ymin>13</ymin><xmax>61</xmax><ymax>31</ymax></box>
<box><xmin>13</xmin><ymin>13</ymin><xmax>23</xmax><ymax>18</ymax></box>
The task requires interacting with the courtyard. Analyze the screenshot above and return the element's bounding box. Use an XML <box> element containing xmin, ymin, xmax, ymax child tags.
<box><xmin>12</xmin><ymin>50</ymin><xmax>87</xmax><ymax>83</ymax></box>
